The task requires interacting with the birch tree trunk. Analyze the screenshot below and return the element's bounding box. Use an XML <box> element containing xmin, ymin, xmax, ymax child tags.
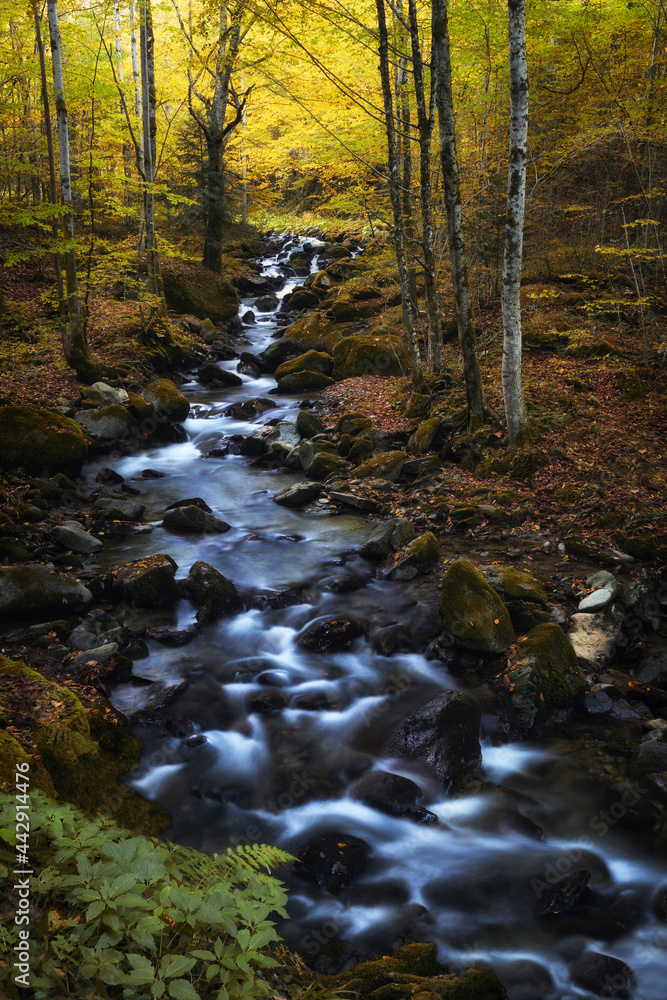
<box><xmin>407</xmin><ymin>0</ymin><xmax>443</xmax><ymax>372</ymax></box>
<box><xmin>375</xmin><ymin>0</ymin><xmax>423</xmax><ymax>387</ymax></box>
<box><xmin>46</xmin><ymin>0</ymin><xmax>90</xmax><ymax>371</ymax></box>
<box><xmin>140</xmin><ymin>0</ymin><xmax>166</xmax><ymax>312</ymax></box>
<box><xmin>130</xmin><ymin>0</ymin><xmax>144</xmax><ymax>178</ymax></box>
<box><xmin>501</xmin><ymin>0</ymin><xmax>529</xmax><ymax>446</ymax></box>
<box><xmin>432</xmin><ymin>0</ymin><xmax>485</xmax><ymax>426</ymax></box>
<box><xmin>114</xmin><ymin>0</ymin><xmax>134</xmax><ymax>195</ymax></box>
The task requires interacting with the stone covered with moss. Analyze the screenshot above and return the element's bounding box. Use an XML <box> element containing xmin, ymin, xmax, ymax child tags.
<box><xmin>275</xmin><ymin>350</ymin><xmax>333</xmax><ymax>379</ymax></box>
<box><xmin>307</xmin><ymin>452</ymin><xmax>350</xmax><ymax>480</ymax></box>
<box><xmin>332</xmin><ymin>334</ymin><xmax>410</xmax><ymax>380</ymax></box>
<box><xmin>355</xmin><ymin>450</ymin><xmax>406</xmax><ymax>481</ymax></box>
<box><xmin>504</xmin><ymin>622</ymin><xmax>588</xmax><ymax>736</ymax></box>
<box><xmin>319</xmin><ymin>941</ymin><xmax>506</xmax><ymax>999</ymax></box>
<box><xmin>142</xmin><ymin>378</ymin><xmax>190</xmax><ymax>422</ymax></box>
<box><xmin>184</xmin><ymin>560</ymin><xmax>242</xmax><ymax>622</ymax></box>
<box><xmin>282</xmin><ymin>312</ymin><xmax>333</xmax><ymax>352</ymax></box>
<box><xmin>0</xmin><ymin>564</ymin><xmax>93</xmax><ymax>622</ymax></box>
<box><xmin>440</xmin><ymin>558</ymin><xmax>514</xmax><ymax>653</ymax></box>
<box><xmin>383</xmin><ymin>531</ymin><xmax>440</xmax><ymax>580</ymax></box>
<box><xmin>0</xmin><ymin>405</ymin><xmax>88</xmax><ymax>476</ymax></box>
<box><xmin>162</xmin><ymin>268</ymin><xmax>239</xmax><ymax>322</ymax></box>
<box><xmin>414</xmin><ymin>417</ymin><xmax>442</xmax><ymax>454</ymax></box>
<box><xmin>114</xmin><ymin>553</ymin><xmax>179</xmax><ymax>608</ymax></box>
<box><xmin>480</xmin><ymin>565</ymin><xmax>548</xmax><ymax>605</ymax></box>
<box><xmin>74</xmin><ymin>404</ymin><xmax>139</xmax><ymax>443</ymax></box>
<box><xmin>275</xmin><ymin>371</ymin><xmax>336</xmax><ymax>394</ymax></box>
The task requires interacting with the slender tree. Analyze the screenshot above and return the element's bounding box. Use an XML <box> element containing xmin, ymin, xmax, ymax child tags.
<box><xmin>46</xmin><ymin>0</ymin><xmax>91</xmax><ymax>372</ymax></box>
<box><xmin>375</xmin><ymin>0</ymin><xmax>423</xmax><ymax>387</ymax></box>
<box><xmin>501</xmin><ymin>0</ymin><xmax>529</xmax><ymax>445</ymax></box>
<box><xmin>432</xmin><ymin>0</ymin><xmax>485</xmax><ymax>427</ymax></box>
<box><xmin>139</xmin><ymin>0</ymin><xmax>166</xmax><ymax>312</ymax></box>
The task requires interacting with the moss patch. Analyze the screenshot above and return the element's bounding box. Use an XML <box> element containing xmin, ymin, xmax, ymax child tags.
<box><xmin>0</xmin><ymin>405</ymin><xmax>88</xmax><ymax>476</ymax></box>
<box><xmin>440</xmin><ymin>558</ymin><xmax>514</xmax><ymax>654</ymax></box>
<box><xmin>332</xmin><ymin>334</ymin><xmax>410</xmax><ymax>380</ymax></box>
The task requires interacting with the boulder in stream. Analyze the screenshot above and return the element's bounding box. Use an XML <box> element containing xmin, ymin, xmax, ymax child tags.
<box><xmin>440</xmin><ymin>557</ymin><xmax>514</xmax><ymax>654</ymax></box>
<box><xmin>275</xmin><ymin>371</ymin><xmax>335</xmax><ymax>394</ymax></box>
<box><xmin>197</xmin><ymin>362</ymin><xmax>243</xmax><ymax>387</ymax></box>
<box><xmin>568</xmin><ymin>951</ymin><xmax>634</xmax><ymax>999</ymax></box>
<box><xmin>273</xmin><ymin>482</ymin><xmax>322</xmax><ymax>507</ymax></box>
<box><xmin>351</xmin><ymin>770</ymin><xmax>437</xmax><ymax>823</ymax></box>
<box><xmin>275</xmin><ymin>350</ymin><xmax>333</xmax><ymax>379</ymax></box>
<box><xmin>142</xmin><ymin>378</ymin><xmax>190</xmax><ymax>422</ymax></box>
<box><xmin>162</xmin><ymin>505</ymin><xmax>231</xmax><ymax>533</ymax></box>
<box><xmin>382</xmin><ymin>691</ymin><xmax>482</xmax><ymax>791</ymax></box>
<box><xmin>184</xmin><ymin>560</ymin><xmax>242</xmax><ymax>623</ymax></box>
<box><xmin>381</xmin><ymin>531</ymin><xmax>439</xmax><ymax>580</ymax></box>
<box><xmin>114</xmin><ymin>553</ymin><xmax>179</xmax><ymax>608</ymax></box>
<box><xmin>293</xmin><ymin>832</ymin><xmax>369</xmax><ymax>891</ymax></box>
<box><xmin>297</xmin><ymin>616</ymin><xmax>364</xmax><ymax>652</ymax></box>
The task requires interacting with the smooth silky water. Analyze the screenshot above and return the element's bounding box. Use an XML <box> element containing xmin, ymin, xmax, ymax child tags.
<box><xmin>82</xmin><ymin>237</ymin><xmax>667</xmax><ymax>999</ymax></box>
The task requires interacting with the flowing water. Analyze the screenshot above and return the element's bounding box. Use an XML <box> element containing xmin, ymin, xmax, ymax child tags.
<box><xmin>84</xmin><ymin>238</ymin><xmax>667</xmax><ymax>999</ymax></box>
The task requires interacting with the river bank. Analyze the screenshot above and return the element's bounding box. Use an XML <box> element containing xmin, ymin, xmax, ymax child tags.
<box><xmin>1</xmin><ymin>230</ymin><xmax>667</xmax><ymax>999</ymax></box>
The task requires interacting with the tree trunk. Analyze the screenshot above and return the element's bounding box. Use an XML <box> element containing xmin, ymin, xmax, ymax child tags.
<box><xmin>407</xmin><ymin>0</ymin><xmax>443</xmax><ymax>372</ymax></box>
<box><xmin>432</xmin><ymin>0</ymin><xmax>485</xmax><ymax>426</ymax></box>
<box><xmin>202</xmin><ymin>133</ymin><xmax>225</xmax><ymax>271</ymax></box>
<box><xmin>501</xmin><ymin>0</ymin><xmax>529</xmax><ymax>446</ymax></box>
<box><xmin>375</xmin><ymin>0</ymin><xmax>422</xmax><ymax>387</ymax></box>
<box><xmin>395</xmin><ymin>1</ymin><xmax>418</xmax><ymax>312</ymax></box>
<box><xmin>140</xmin><ymin>0</ymin><xmax>166</xmax><ymax>312</ymax></box>
<box><xmin>46</xmin><ymin>0</ymin><xmax>90</xmax><ymax>371</ymax></box>
<box><xmin>130</xmin><ymin>0</ymin><xmax>145</xmax><ymax>178</ymax></box>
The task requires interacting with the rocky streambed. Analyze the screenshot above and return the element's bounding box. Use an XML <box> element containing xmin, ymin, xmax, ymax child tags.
<box><xmin>1</xmin><ymin>234</ymin><xmax>667</xmax><ymax>999</ymax></box>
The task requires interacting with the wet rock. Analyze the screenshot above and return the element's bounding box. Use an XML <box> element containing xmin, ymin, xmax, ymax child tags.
<box><xmin>294</xmin><ymin>833</ymin><xmax>369</xmax><ymax>891</ymax></box>
<box><xmin>52</xmin><ymin>520</ymin><xmax>104</xmax><ymax>555</ymax></box>
<box><xmin>306</xmin><ymin>452</ymin><xmax>350</xmax><ymax>480</ymax></box>
<box><xmin>74</xmin><ymin>405</ymin><xmax>139</xmax><ymax>442</ymax></box>
<box><xmin>281</xmin><ymin>313</ymin><xmax>333</xmax><ymax>352</ymax></box>
<box><xmin>440</xmin><ymin>558</ymin><xmax>514</xmax><ymax>654</ymax></box>
<box><xmin>359</xmin><ymin>518</ymin><xmax>415</xmax><ymax>561</ymax></box>
<box><xmin>383</xmin><ymin>692</ymin><xmax>482</xmax><ymax>791</ymax></box>
<box><xmin>328</xmin><ymin>491</ymin><xmax>381</xmax><ymax>514</ymax></box>
<box><xmin>382</xmin><ymin>532</ymin><xmax>439</xmax><ymax>581</ymax></box>
<box><xmin>165</xmin><ymin>497</ymin><xmax>212</xmax><ymax>513</ymax></box>
<box><xmin>480</xmin><ymin>564</ymin><xmax>548</xmax><ymax>605</ymax></box>
<box><xmin>69</xmin><ymin>642</ymin><xmax>119</xmax><ymax>669</ymax></box>
<box><xmin>539</xmin><ymin>870</ymin><xmax>591</xmax><ymax>916</ymax></box>
<box><xmin>569</xmin><ymin>606</ymin><xmax>624</xmax><ymax>670</ymax></box>
<box><xmin>275</xmin><ymin>371</ymin><xmax>335</xmax><ymax>394</ymax></box>
<box><xmin>355</xmin><ymin>450</ymin><xmax>406</xmax><ymax>481</ymax></box>
<box><xmin>297</xmin><ymin>616</ymin><xmax>364</xmax><ymax>652</ymax></box>
<box><xmin>162</xmin><ymin>505</ymin><xmax>231</xmax><ymax>533</ymax></box>
<box><xmin>197</xmin><ymin>362</ymin><xmax>243</xmax><ymax>387</ymax></box>
<box><xmin>115</xmin><ymin>677</ymin><xmax>189</xmax><ymax>716</ymax></box>
<box><xmin>351</xmin><ymin>770</ymin><xmax>436</xmax><ymax>822</ymax></box>
<box><xmin>94</xmin><ymin>497</ymin><xmax>146</xmax><ymax>521</ymax></box>
<box><xmin>265</xmin><ymin>420</ymin><xmax>301</xmax><ymax>448</ymax></box>
<box><xmin>289</xmin><ymin>287</ymin><xmax>320</xmax><ymax>311</ymax></box>
<box><xmin>335</xmin><ymin>411</ymin><xmax>373</xmax><ymax>436</ymax></box>
<box><xmin>184</xmin><ymin>560</ymin><xmax>242</xmax><ymax>623</ymax></box>
<box><xmin>247</xmin><ymin>690</ymin><xmax>288</xmax><ymax>714</ymax></box>
<box><xmin>0</xmin><ymin>565</ymin><xmax>92</xmax><ymax>622</ymax></box>
<box><xmin>142</xmin><ymin>378</ymin><xmax>190</xmax><ymax>422</ymax></box>
<box><xmin>114</xmin><ymin>553</ymin><xmax>179</xmax><ymax>608</ymax></box>
<box><xmin>66</xmin><ymin>624</ymin><xmax>101</xmax><ymax>651</ymax></box>
<box><xmin>0</xmin><ymin>405</ymin><xmax>88</xmax><ymax>476</ymax></box>
<box><xmin>502</xmin><ymin>623</ymin><xmax>588</xmax><ymax>736</ymax></box>
<box><xmin>273</xmin><ymin>482</ymin><xmax>322</xmax><ymax>507</ymax></box>
<box><xmin>568</xmin><ymin>951</ymin><xmax>634</xmax><ymax>998</ymax></box>
<box><xmin>630</xmin><ymin>739</ymin><xmax>667</xmax><ymax>776</ymax></box>
<box><xmin>255</xmin><ymin>293</ymin><xmax>280</xmax><ymax>312</ymax></box>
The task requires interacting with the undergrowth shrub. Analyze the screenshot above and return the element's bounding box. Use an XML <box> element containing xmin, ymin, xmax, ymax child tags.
<box><xmin>0</xmin><ymin>790</ymin><xmax>293</xmax><ymax>1000</ymax></box>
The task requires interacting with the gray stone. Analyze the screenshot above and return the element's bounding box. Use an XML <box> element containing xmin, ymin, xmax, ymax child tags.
<box><xmin>578</xmin><ymin>588</ymin><xmax>614</xmax><ymax>612</ymax></box>
<box><xmin>265</xmin><ymin>420</ymin><xmax>301</xmax><ymax>448</ymax></box>
<box><xmin>586</xmin><ymin>570</ymin><xmax>620</xmax><ymax>597</ymax></box>
<box><xmin>66</xmin><ymin>624</ymin><xmax>100</xmax><ymax>651</ymax></box>
<box><xmin>74</xmin><ymin>405</ymin><xmax>138</xmax><ymax>442</ymax></box>
<box><xmin>569</xmin><ymin>607</ymin><xmax>624</xmax><ymax>669</ymax></box>
<box><xmin>0</xmin><ymin>565</ymin><xmax>92</xmax><ymax>622</ymax></box>
<box><xmin>89</xmin><ymin>381</ymin><xmax>130</xmax><ymax>405</ymax></box>
<box><xmin>273</xmin><ymin>482</ymin><xmax>322</xmax><ymax>507</ymax></box>
<box><xmin>69</xmin><ymin>642</ymin><xmax>119</xmax><ymax>668</ymax></box>
<box><xmin>94</xmin><ymin>497</ymin><xmax>146</xmax><ymax>521</ymax></box>
<box><xmin>359</xmin><ymin>517</ymin><xmax>415</xmax><ymax>561</ymax></box>
<box><xmin>113</xmin><ymin>678</ymin><xmax>188</xmax><ymax>716</ymax></box>
<box><xmin>52</xmin><ymin>520</ymin><xmax>104</xmax><ymax>554</ymax></box>
<box><xmin>631</xmin><ymin>739</ymin><xmax>667</xmax><ymax>776</ymax></box>
<box><xmin>162</xmin><ymin>505</ymin><xmax>231</xmax><ymax>533</ymax></box>
<box><xmin>328</xmin><ymin>491</ymin><xmax>381</xmax><ymax>513</ymax></box>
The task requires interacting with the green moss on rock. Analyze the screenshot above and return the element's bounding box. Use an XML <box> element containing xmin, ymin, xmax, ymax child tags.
<box><xmin>306</xmin><ymin>452</ymin><xmax>351</xmax><ymax>480</ymax></box>
<box><xmin>332</xmin><ymin>334</ymin><xmax>410</xmax><ymax>380</ymax></box>
<box><xmin>0</xmin><ymin>565</ymin><xmax>92</xmax><ymax>622</ymax></box>
<box><xmin>162</xmin><ymin>268</ymin><xmax>239</xmax><ymax>322</ymax></box>
<box><xmin>114</xmin><ymin>553</ymin><xmax>179</xmax><ymax>608</ymax></box>
<box><xmin>481</xmin><ymin>565</ymin><xmax>548</xmax><ymax>605</ymax></box>
<box><xmin>355</xmin><ymin>450</ymin><xmax>406</xmax><ymax>481</ymax></box>
<box><xmin>282</xmin><ymin>313</ymin><xmax>333</xmax><ymax>352</ymax></box>
<box><xmin>440</xmin><ymin>558</ymin><xmax>514</xmax><ymax>653</ymax></box>
<box><xmin>0</xmin><ymin>729</ymin><xmax>56</xmax><ymax>797</ymax></box>
<box><xmin>0</xmin><ymin>405</ymin><xmax>88</xmax><ymax>476</ymax></box>
<box><xmin>275</xmin><ymin>350</ymin><xmax>333</xmax><ymax>379</ymax></box>
<box><xmin>414</xmin><ymin>417</ymin><xmax>442</xmax><ymax>454</ymax></box>
<box><xmin>142</xmin><ymin>378</ymin><xmax>190</xmax><ymax>422</ymax></box>
<box><xmin>275</xmin><ymin>371</ymin><xmax>335</xmax><ymax>394</ymax></box>
<box><xmin>507</xmin><ymin>622</ymin><xmax>588</xmax><ymax>735</ymax></box>
<box><xmin>383</xmin><ymin>531</ymin><xmax>440</xmax><ymax>580</ymax></box>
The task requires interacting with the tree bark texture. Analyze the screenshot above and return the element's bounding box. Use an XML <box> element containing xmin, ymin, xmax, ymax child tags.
<box><xmin>375</xmin><ymin>0</ymin><xmax>423</xmax><ymax>386</ymax></box>
<box><xmin>501</xmin><ymin>0</ymin><xmax>529</xmax><ymax>446</ymax></box>
<box><xmin>46</xmin><ymin>0</ymin><xmax>89</xmax><ymax>370</ymax></box>
<box><xmin>407</xmin><ymin>0</ymin><xmax>443</xmax><ymax>372</ymax></box>
<box><xmin>130</xmin><ymin>0</ymin><xmax>145</xmax><ymax>177</ymax></box>
<box><xmin>432</xmin><ymin>0</ymin><xmax>485</xmax><ymax>425</ymax></box>
<box><xmin>140</xmin><ymin>0</ymin><xmax>166</xmax><ymax>311</ymax></box>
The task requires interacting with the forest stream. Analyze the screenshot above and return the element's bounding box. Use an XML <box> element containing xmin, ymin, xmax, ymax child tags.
<box><xmin>69</xmin><ymin>237</ymin><xmax>667</xmax><ymax>1000</ymax></box>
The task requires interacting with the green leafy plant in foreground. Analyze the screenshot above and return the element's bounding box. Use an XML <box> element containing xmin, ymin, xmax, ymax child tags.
<box><xmin>0</xmin><ymin>790</ymin><xmax>293</xmax><ymax>1000</ymax></box>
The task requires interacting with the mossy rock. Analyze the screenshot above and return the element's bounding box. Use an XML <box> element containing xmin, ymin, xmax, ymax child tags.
<box><xmin>275</xmin><ymin>371</ymin><xmax>335</xmax><ymax>394</ymax></box>
<box><xmin>330</xmin><ymin>288</ymin><xmax>384</xmax><ymax>322</ymax></box>
<box><xmin>162</xmin><ymin>268</ymin><xmax>239</xmax><ymax>322</ymax></box>
<box><xmin>504</xmin><ymin>622</ymin><xmax>588</xmax><ymax>736</ymax></box>
<box><xmin>564</xmin><ymin>333</ymin><xmax>622</xmax><ymax>358</ymax></box>
<box><xmin>355</xmin><ymin>450</ymin><xmax>406</xmax><ymax>481</ymax></box>
<box><xmin>289</xmin><ymin>287</ymin><xmax>320</xmax><ymax>310</ymax></box>
<box><xmin>617</xmin><ymin>368</ymin><xmax>644</xmax><ymax>400</ymax></box>
<box><xmin>335</xmin><ymin>411</ymin><xmax>373</xmax><ymax>435</ymax></box>
<box><xmin>296</xmin><ymin>410</ymin><xmax>324</xmax><ymax>439</ymax></box>
<box><xmin>0</xmin><ymin>405</ymin><xmax>88</xmax><ymax>476</ymax></box>
<box><xmin>282</xmin><ymin>312</ymin><xmax>333</xmax><ymax>352</ymax></box>
<box><xmin>184</xmin><ymin>560</ymin><xmax>242</xmax><ymax>622</ymax></box>
<box><xmin>383</xmin><ymin>531</ymin><xmax>439</xmax><ymax>580</ymax></box>
<box><xmin>0</xmin><ymin>728</ymin><xmax>56</xmax><ymax>797</ymax></box>
<box><xmin>480</xmin><ymin>565</ymin><xmax>548</xmax><ymax>605</ymax></box>
<box><xmin>306</xmin><ymin>452</ymin><xmax>351</xmax><ymax>480</ymax></box>
<box><xmin>127</xmin><ymin>391</ymin><xmax>156</xmax><ymax>422</ymax></box>
<box><xmin>0</xmin><ymin>539</ymin><xmax>31</xmax><ymax>562</ymax></box>
<box><xmin>332</xmin><ymin>334</ymin><xmax>410</xmax><ymax>380</ymax></box>
<box><xmin>275</xmin><ymin>350</ymin><xmax>333</xmax><ymax>379</ymax></box>
<box><xmin>74</xmin><ymin>404</ymin><xmax>139</xmax><ymax>443</ymax></box>
<box><xmin>349</xmin><ymin>433</ymin><xmax>376</xmax><ymax>463</ymax></box>
<box><xmin>0</xmin><ymin>565</ymin><xmax>92</xmax><ymax>622</ymax></box>
<box><xmin>142</xmin><ymin>378</ymin><xmax>190</xmax><ymax>422</ymax></box>
<box><xmin>414</xmin><ymin>417</ymin><xmax>442</xmax><ymax>454</ymax></box>
<box><xmin>440</xmin><ymin>558</ymin><xmax>514</xmax><ymax>653</ymax></box>
<box><xmin>614</xmin><ymin>532</ymin><xmax>658</xmax><ymax>560</ymax></box>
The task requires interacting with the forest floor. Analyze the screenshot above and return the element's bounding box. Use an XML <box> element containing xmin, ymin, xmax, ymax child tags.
<box><xmin>0</xmin><ymin>222</ymin><xmax>666</xmax><ymax>565</ymax></box>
